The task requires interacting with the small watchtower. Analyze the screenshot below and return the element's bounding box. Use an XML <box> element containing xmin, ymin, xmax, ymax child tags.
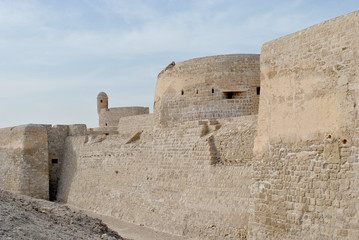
<box><xmin>97</xmin><ymin>92</ymin><xmax>108</xmax><ymax>114</ymax></box>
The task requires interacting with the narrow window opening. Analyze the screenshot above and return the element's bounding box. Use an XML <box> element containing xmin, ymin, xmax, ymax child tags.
<box><xmin>100</xmin><ymin>100</ymin><xmax>103</xmax><ymax>103</ymax></box>
<box><xmin>52</xmin><ymin>159</ymin><xmax>58</xmax><ymax>164</ymax></box>
<box><xmin>256</xmin><ymin>87</ymin><xmax>260</xmax><ymax>95</ymax></box>
<box><xmin>181</xmin><ymin>90</ymin><xmax>184</xmax><ymax>95</ymax></box>
<box><xmin>212</xmin><ymin>88</ymin><xmax>214</xmax><ymax>94</ymax></box>
<box><xmin>196</xmin><ymin>90</ymin><xmax>198</xmax><ymax>94</ymax></box>
<box><xmin>223</xmin><ymin>91</ymin><xmax>242</xmax><ymax>99</ymax></box>
<box><xmin>105</xmin><ymin>123</ymin><xmax>108</xmax><ymax>126</ymax></box>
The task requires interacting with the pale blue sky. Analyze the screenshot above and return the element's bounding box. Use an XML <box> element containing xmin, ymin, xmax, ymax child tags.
<box><xmin>0</xmin><ymin>0</ymin><xmax>357</xmax><ymax>128</ymax></box>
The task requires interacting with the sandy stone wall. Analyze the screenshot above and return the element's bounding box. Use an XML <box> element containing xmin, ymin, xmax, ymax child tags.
<box><xmin>0</xmin><ymin>126</ymin><xmax>26</xmax><ymax>196</ymax></box>
<box><xmin>154</xmin><ymin>54</ymin><xmax>260</xmax><ymax>125</ymax></box>
<box><xmin>0</xmin><ymin>123</ymin><xmax>91</xmax><ymax>201</ymax></box>
<box><xmin>215</xmin><ymin>117</ymin><xmax>257</xmax><ymax>165</ymax></box>
<box><xmin>117</xmin><ymin>114</ymin><xmax>154</xmax><ymax>137</ymax></box>
<box><xmin>57</xmin><ymin>116</ymin><xmax>257</xmax><ymax>239</ymax></box>
<box><xmin>99</xmin><ymin>107</ymin><xmax>149</xmax><ymax>127</ymax></box>
<box><xmin>250</xmin><ymin>10</ymin><xmax>359</xmax><ymax>239</ymax></box>
<box><xmin>0</xmin><ymin>125</ymin><xmax>49</xmax><ymax>200</ymax></box>
<box><xmin>46</xmin><ymin>125</ymin><xmax>70</xmax><ymax>201</ymax></box>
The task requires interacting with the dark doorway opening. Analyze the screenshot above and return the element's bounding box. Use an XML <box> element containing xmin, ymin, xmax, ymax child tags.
<box><xmin>49</xmin><ymin>158</ymin><xmax>59</xmax><ymax>201</ymax></box>
<box><xmin>224</xmin><ymin>92</ymin><xmax>233</xmax><ymax>99</ymax></box>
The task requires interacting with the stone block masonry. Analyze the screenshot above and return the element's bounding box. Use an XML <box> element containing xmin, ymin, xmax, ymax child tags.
<box><xmin>0</xmin><ymin>124</ymin><xmax>90</xmax><ymax>201</ymax></box>
<box><xmin>45</xmin><ymin>125</ymin><xmax>70</xmax><ymax>201</ymax></box>
<box><xmin>97</xmin><ymin>91</ymin><xmax>150</xmax><ymax>128</ymax></box>
<box><xmin>154</xmin><ymin>54</ymin><xmax>260</xmax><ymax>125</ymax></box>
<box><xmin>0</xmin><ymin>125</ymin><xmax>49</xmax><ymax>199</ymax></box>
<box><xmin>250</xmin><ymin>10</ymin><xmax>359</xmax><ymax>239</ymax></box>
<box><xmin>57</xmin><ymin>116</ymin><xmax>257</xmax><ymax>239</ymax></box>
<box><xmin>117</xmin><ymin>113</ymin><xmax>154</xmax><ymax>135</ymax></box>
<box><xmin>99</xmin><ymin>107</ymin><xmax>149</xmax><ymax>128</ymax></box>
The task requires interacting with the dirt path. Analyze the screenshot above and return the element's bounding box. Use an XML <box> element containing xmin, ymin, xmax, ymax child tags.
<box><xmin>71</xmin><ymin>206</ymin><xmax>189</xmax><ymax>240</ymax></box>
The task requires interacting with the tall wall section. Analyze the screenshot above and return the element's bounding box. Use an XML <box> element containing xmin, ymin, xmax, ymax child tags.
<box><xmin>99</xmin><ymin>106</ymin><xmax>149</xmax><ymax>128</ymax></box>
<box><xmin>45</xmin><ymin>125</ymin><xmax>70</xmax><ymax>201</ymax></box>
<box><xmin>154</xmin><ymin>54</ymin><xmax>260</xmax><ymax>125</ymax></box>
<box><xmin>249</xmin><ymin>11</ymin><xmax>359</xmax><ymax>239</ymax></box>
<box><xmin>0</xmin><ymin>125</ymin><xmax>49</xmax><ymax>199</ymax></box>
<box><xmin>57</xmin><ymin>115</ymin><xmax>257</xmax><ymax>239</ymax></box>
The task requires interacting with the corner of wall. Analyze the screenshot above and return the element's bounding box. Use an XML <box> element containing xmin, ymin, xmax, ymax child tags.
<box><xmin>21</xmin><ymin>124</ymin><xmax>49</xmax><ymax>199</ymax></box>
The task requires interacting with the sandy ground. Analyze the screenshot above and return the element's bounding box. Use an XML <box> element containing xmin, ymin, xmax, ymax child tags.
<box><xmin>70</xmin><ymin>206</ymin><xmax>189</xmax><ymax>240</ymax></box>
<box><xmin>0</xmin><ymin>190</ymin><xmax>122</xmax><ymax>239</ymax></box>
<box><xmin>0</xmin><ymin>190</ymin><xmax>188</xmax><ymax>240</ymax></box>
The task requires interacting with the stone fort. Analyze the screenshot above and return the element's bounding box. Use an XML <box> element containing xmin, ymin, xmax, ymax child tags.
<box><xmin>0</xmin><ymin>11</ymin><xmax>358</xmax><ymax>239</ymax></box>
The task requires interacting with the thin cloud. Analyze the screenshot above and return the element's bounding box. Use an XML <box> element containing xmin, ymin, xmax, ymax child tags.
<box><xmin>0</xmin><ymin>0</ymin><xmax>357</xmax><ymax>128</ymax></box>
<box><xmin>0</xmin><ymin>79</ymin><xmax>88</xmax><ymax>97</ymax></box>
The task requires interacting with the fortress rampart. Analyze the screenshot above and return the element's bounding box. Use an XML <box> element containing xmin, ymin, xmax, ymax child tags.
<box><xmin>57</xmin><ymin>116</ymin><xmax>257</xmax><ymax>238</ymax></box>
<box><xmin>0</xmin><ymin>10</ymin><xmax>359</xmax><ymax>240</ymax></box>
<box><xmin>250</xmin><ymin>10</ymin><xmax>359</xmax><ymax>239</ymax></box>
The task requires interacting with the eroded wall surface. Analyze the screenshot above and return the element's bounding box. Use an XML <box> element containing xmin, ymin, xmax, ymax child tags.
<box><xmin>0</xmin><ymin>125</ymin><xmax>49</xmax><ymax>199</ymax></box>
<box><xmin>57</xmin><ymin>115</ymin><xmax>257</xmax><ymax>239</ymax></box>
<box><xmin>250</xmin><ymin>11</ymin><xmax>359</xmax><ymax>239</ymax></box>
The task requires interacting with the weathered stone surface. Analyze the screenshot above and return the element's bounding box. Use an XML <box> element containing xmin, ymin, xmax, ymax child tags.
<box><xmin>0</xmin><ymin>124</ymin><xmax>49</xmax><ymax>200</ymax></box>
<box><xmin>57</xmin><ymin>116</ymin><xmax>257</xmax><ymax>239</ymax></box>
<box><xmin>97</xmin><ymin>90</ymin><xmax>149</xmax><ymax>128</ymax></box>
<box><xmin>154</xmin><ymin>54</ymin><xmax>260</xmax><ymax>125</ymax></box>
<box><xmin>250</xmin><ymin>10</ymin><xmax>359</xmax><ymax>239</ymax></box>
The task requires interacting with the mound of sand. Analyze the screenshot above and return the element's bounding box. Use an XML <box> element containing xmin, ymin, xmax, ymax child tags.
<box><xmin>0</xmin><ymin>190</ymin><xmax>123</xmax><ymax>240</ymax></box>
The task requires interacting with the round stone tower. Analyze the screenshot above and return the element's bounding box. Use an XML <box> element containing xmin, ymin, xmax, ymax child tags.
<box><xmin>97</xmin><ymin>92</ymin><xmax>108</xmax><ymax>114</ymax></box>
<box><xmin>154</xmin><ymin>54</ymin><xmax>260</xmax><ymax>124</ymax></box>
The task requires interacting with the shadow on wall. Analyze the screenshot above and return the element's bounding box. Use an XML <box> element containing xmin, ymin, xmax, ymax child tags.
<box><xmin>56</xmin><ymin>136</ymin><xmax>80</xmax><ymax>202</ymax></box>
